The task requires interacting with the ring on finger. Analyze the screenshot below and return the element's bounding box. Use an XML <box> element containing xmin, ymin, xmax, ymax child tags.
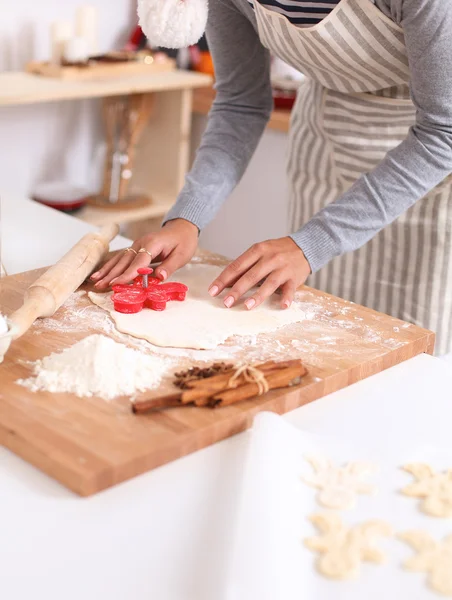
<box><xmin>123</xmin><ymin>247</ymin><xmax>138</xmax><ymax>256</ymax></box>
<box><xmin>138</xmin><ymin>248</ymin><xmax>153</xmax><ymax>260</ymax></box>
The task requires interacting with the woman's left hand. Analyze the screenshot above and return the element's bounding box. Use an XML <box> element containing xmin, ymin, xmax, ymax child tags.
<box><xmin>208</xmin><ymin>237</ymin><xmax>311</xmax><ymax>310</ymax></box>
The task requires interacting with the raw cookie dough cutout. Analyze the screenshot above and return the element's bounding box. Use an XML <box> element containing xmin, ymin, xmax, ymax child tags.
<box><xmin>401</xmin><ymin>463</ymin><xmax>452</xmax><ymax>518</ymax></box>
<box><xmin>302</xmin><ymin>455</ymin><xmax>378</xmax><ymax>510</ymax></box>
<box><xmin>399</xmin><ymin>531</ymin><xmax>452</xmax><ymax>597</ymax></box>
<box><xmin>304</xmin><ymin>512</ymin><xmax>392</xmax><ymax>580</ymax></box>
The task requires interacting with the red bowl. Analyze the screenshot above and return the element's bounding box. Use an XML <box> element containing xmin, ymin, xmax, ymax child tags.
<box><xmin>32</xmin><ymin>183</ymin><xmax>88</xmax><ymax>213</ymax></box>
<box><xmin>34</xmin><ymin>197</ymin><xmax>87</xmax><ymax>212</ymax></box>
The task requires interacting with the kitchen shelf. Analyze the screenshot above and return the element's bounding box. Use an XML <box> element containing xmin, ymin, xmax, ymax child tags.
<box><xmin>0</xmin><ymin>70</ymin><xmax>212</xmax><ymax>227</ymax></box>
<box><xmin>0</xmin><ymin>71</ymin><xmax>211</xmax><ymax>106</ymax></box>
<box><xmin>78</xmin><ymin>189</ymin><xmax>173</xmax><ymax>226</ymax></box>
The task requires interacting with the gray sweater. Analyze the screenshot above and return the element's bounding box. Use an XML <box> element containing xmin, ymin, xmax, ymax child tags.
<box><xmin>164</xmin><ymin>0</ymin><xmax>452</xmax><ymax>273</ymax></box>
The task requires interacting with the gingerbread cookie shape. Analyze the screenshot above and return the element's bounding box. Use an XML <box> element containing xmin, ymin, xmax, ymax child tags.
<box><xmin>401</xmin><ymin>463</ymin><xmax>452</xmax><ymax>518</ymax></box>
<box><xmin>301</xmin><ymin>455</ymin><xmax>378</xmax><ymax>510</ymax></box>
<box><xmin>304</xmin><ymin>512</ymin><xmax>392</xmax><ymax>580</ymax></box>
<box><xmin>399</xmin><ymin>530</ymin><xmax>452</xmax><ymax>596</ymax></box>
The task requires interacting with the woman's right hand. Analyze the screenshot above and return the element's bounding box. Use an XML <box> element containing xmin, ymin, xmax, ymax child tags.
<box><xmin>90</xmin><ymin>218</ymin><xmax>199</xmax><ymax>289</ymax></box>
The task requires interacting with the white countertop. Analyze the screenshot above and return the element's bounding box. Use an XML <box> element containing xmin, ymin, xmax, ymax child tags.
<box><xmin>1</xmin><ymin>196</ymin><xmax>451</xmax><ymax>600</ymax></box>
<box><xmin>1</xmin><ymin>193</ymin><xmax>129</xmax><ymax>275</ymax></box>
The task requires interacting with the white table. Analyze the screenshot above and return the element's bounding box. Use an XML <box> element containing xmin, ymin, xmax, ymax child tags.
<box><xmin>1</xmin><ymin>198</ymin><xmax>450</xmax><ymax>600</ymax></box>
<box><xmin>1</xmin><ymin>193</ymin><xmax>129</xmax><ymax>275</ymax></box>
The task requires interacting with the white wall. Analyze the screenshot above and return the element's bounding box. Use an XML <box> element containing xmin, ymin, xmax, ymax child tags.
<box><xmin>191</xmin><ymin>114</ymin><xmax>290</xmax><ymax>260</ymax></box>
<box><xmin>0</xmin><ymin>0</ymin><xmax>136</xmax><ymax>197</ymax></box>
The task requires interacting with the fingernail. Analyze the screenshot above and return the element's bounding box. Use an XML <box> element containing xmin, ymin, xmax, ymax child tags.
<box><xmin>282</xmin><ymin>300</ymin><xmax>292</xmax><ymax>309</ymax></box>
<box><xmin>94</xmin><ymin>281</ymin><xmax>103</xmax><ymax>288</ymax></box>
<box><xmin>159</xmin><ymin>269</ymin><xmax>168</xmax><ymax>281</ymax></box>
<box><xmin>245</xmin><ymin>298</ymin><xmax>256</xmax><ymax>310</ymax></box>
<box><xmin>209</xmin><ymin>285</ymin><xmax>219</xmax><ymax>297</ymax></box>
<box><xmin>224</xmin><ymin>295</ymin><xmax>234</xmax><ymax>308</ymax></box>
<box><xmin>91</xmin><ymin>272</ymin><xmax>99</xmax><ymax>279</ymax></box>
<box><xmin>110</xmin><ymin>278</ymin><xmax>118</xmax><ymax>284</ymax></box>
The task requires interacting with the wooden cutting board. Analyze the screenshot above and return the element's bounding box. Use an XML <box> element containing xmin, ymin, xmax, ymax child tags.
<box><xmin>0</xmin><ymin>257</ymin><xmax>434</xmax><ymax>496</ymax></box>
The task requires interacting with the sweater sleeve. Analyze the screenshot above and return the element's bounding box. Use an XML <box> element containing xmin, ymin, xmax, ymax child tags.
<box><xmin>292</xmin><ymin>0</ymin><xmax>452</xmax><ymax>273</ymax></box>
<box><xmin>163</xmin><ymin>0</ymin><xmax>273</xmax><ymax>228</ymax></box>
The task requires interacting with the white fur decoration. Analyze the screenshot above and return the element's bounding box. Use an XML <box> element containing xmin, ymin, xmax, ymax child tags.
<box><xmin>137</xmin><ymin>0</ymin><xmax>208</xmax><ymax>49</ymax></box>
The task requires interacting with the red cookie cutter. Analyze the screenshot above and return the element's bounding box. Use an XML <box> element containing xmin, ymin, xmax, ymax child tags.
<box><xmin>112</xmin><ymin>267</ymin><xmax>188</xmax><ymax>314</ymax></box>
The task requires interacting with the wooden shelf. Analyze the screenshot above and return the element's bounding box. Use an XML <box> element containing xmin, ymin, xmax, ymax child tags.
<box><xmin>192</xmin><ymin>86</ymin><xmax>291</xmax><ymax>133</ymax></box>
<box><xmin>0</xmin><ymin>70</ymin><xmax>212</xmax><ymax>107</ymax></box>
<box><xmin>0</xmin><ymin>72</ymin><xmax>205</xmax><ymax>229</ymax></box>
<box><xmin>78</xmin><ymin>189</ymin><xmax>174</xmax><ymax>226</ymax></box>
<box><xmin>26</xmin><ymin>56</ymin><xmax>177</xmax><ymax>81</ymax></box>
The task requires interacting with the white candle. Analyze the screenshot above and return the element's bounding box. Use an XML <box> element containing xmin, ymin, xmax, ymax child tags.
<box><xmin>50</xmin><ymin>21</ymin><xmax>73</xmax><ymax>65</ymax></box>
<box><xmin>64</xmin><ymin>36</ymin><xmax>90</xmax><ymax>63</ymax></box>
<box><xmin>76</xmin><ymin>5</ymin><xmax>98</xmax><ymax>55</ymax></box>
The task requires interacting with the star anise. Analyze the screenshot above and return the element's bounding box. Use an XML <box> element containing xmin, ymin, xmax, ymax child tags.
<box><xmin>174</xmin><ymin>362</ymin><xmax>234</xmax><ymax>389</ymax></box>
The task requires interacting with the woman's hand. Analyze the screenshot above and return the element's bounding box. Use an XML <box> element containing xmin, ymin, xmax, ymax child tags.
<box><xmin>90</xmin><ymin>219</ymin><xmax>199</xmax><ymax>289</ymax></box>
<box><xmin>208</xmin><ymin>237</ymin><xmax>311</xmax><ymax>309</ymax></box>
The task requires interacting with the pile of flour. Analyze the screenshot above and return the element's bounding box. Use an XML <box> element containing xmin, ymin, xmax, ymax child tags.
<box><xmin>18</xmin><ymin>334</ymin><xmax>172</xmax><ymax>400</ymax></box>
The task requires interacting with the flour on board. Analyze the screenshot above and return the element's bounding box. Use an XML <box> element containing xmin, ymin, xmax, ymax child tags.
<box><xmin>18</xmin><ymin>334</ymin><xmax>173</xmax><ymax>400</ymax></box>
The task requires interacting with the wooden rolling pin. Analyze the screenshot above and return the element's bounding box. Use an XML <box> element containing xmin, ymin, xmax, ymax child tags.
<box><xmin>8</xmin><ymin>223</ymin><xmax>119</xmax><ymax>340</ymax></box>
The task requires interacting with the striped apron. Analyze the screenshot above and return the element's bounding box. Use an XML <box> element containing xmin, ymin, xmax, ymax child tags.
<box><xmin>254</xmin><ymin>0</ymin><xmax>452</xmax><ymax>355</ymax></box>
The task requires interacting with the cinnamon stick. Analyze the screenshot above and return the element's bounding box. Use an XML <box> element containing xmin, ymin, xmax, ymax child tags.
<box><xmin>132</xmin><ymin>392</ymin><xmax>182</xmax><ymax>414</ymax></box>
<box><xmin>181</xmin><ymin>360</ymin><xmax>301</xmax><ymax>403</ymax></box>
<box><xmin>210</xmin><ymin>363</ymin><xmax>307</xmax><ymax>407</ymax></box>
<box><xmin>132</xmin><ymin>359</ymin><xmax>307</xmax><ymax>415</ymax></box>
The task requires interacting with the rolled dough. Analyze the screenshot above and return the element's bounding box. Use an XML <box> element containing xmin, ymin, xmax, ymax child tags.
<box><xmin>88</xmin><ymin>264</ymin><xmax>314</xmax><ymax>350</ymax></box>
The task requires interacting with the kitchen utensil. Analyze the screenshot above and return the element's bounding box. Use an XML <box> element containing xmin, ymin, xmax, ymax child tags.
<box><xmin>0</xmin><ymin>223</ymin><xmax>119</xmax><ymax>363</ymax></box>
<box><xmin>111</xmin><ymin>270</ymin><xmax>188</xmax><ymax>313</ymax></box>
<box><xmin>92</xmin><ymin>93</ymin><xmax>155</xmax><ymax>208</ymax></box>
